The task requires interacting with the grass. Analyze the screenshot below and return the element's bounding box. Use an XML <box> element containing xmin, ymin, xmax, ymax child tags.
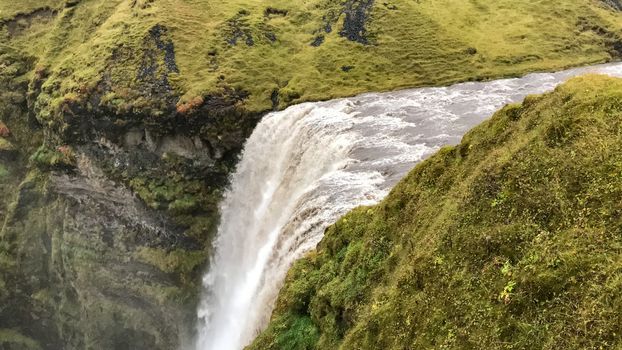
<box><xmin>1</xmin><ymin>0</ymin><xmax>622</xmax><ymax>118</ymax></box>
<box><xmin>250</xmin><ymin>74</ymin><xmax>622</xmax><ymax>350</ymax></box>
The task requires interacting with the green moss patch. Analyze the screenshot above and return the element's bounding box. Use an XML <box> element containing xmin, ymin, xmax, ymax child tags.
<box><xmin>136</xmin><ymin>247</ymin><xmax>205</xmax><ymax>276</ymax></box>
<box><xmin>251</xmin><ymin>75</ymin><xmax>622</xmax><ymax>349</ymax></box>
<box><xmin>0</xmin><ymin>329</ymin><xmax>40</xmax><ymax>350</ymax></box>
<box><xmin>0</xmin><ymin>163</ymin><xmax>8</xmax><ymax>178</ymax></box>
<box><xmin>0</xmin><ymin>137</ymin><xmax>14</xmax><ymax>152</ymax></box>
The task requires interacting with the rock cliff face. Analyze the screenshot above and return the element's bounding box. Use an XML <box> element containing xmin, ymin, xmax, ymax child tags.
<box><xmin>0</xmin><ymin>46</ymin><xmax>260</xmax><ymax>349</ymax></box>
<box><xmin>0</xmin><ymin>0</ymin><xmax>622</xmax><ymax>349</ymax></box>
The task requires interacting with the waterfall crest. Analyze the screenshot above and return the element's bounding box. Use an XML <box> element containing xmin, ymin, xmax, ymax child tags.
<box><xmin>194</xmin><ymin>62</ymin><xmax>622</xmax><ymax>350</ymax></box>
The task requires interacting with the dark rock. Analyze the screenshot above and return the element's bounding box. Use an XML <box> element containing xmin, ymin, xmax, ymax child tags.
<box><xmin>0</xmin><ymin>138</ymin><xmax>17</xmax><ymax>161</ymax></box>
<box><xmin>577</xmin><ymin>17</ymin><xmax>622</xmax><ymax>57</ymax></box>
<box><xmin>148</xmin><ymin>24</ymin><xmax>180</xmax><ymax>73</ymax></box>
<box><xmin>311</xmin><ymin>35</ymin><xmax>325</xmax><ymax>47</ymax></box>
<box><xmin>65</xmin><ymin>0</ymin><xmax>80</xmax><ymax>8</ymax></box>
<box><xmin>264</xmin><ymin>7</ymin><xmax>288</xmax><ymax>17</ymax></box>
<box><xmin>314</xmin><ymin>0</ymin><xmax>375</xmax><ymax>45</ymax></box>
<box><xmin>271</xmin><ymin>89</ymin><xmax>280</xmax><ymax>110</ymax></box>
<box><xmin>602</xmin><ymin>0</ymin><xmax>622</xmax><ymax>11</ymax></box>
<box><xmin>224</xmin><ymin>11</ymin><xmax>254</xmax><ymax>46</ymax></box>
<box><xmin>339</xmin><ymin>0</ymin><xmax>375</xmax><ymax>44</ymax></box>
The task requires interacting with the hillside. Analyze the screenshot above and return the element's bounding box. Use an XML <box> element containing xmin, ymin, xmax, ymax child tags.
<box><xmin>250</xmin><ymin>75</ymin><xmax>622</xmax><ymax>350</ymax></box>
<box><xmin>3</xmin><ymin>0</ymin><xmax>622</xmax><ymax>117</ymax></box>
<box><xmin>1</xmin><ymin>0</ymin><xmax>622</xmax><ymax>349</ymax></box>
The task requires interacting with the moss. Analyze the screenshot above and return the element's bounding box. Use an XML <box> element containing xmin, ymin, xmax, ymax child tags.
<box><xmin>136</xmin><ymin>247</ymin><xmax>205</xmax><ymax>276</ymax></box>
<box><xmin>251</xmin><ymin>75</ymin><xmax>622</xmax><ymax>349</ymax></box>
<box><xmin>0</xmin><ymin>137</ymin><xmax>14</xmax><ymax>152</ymax></box>
<box><xmin>0</xmin><ymin>329</ymin><xmax>40</xmax><ymax>350</ymax></box>
<box><xmin>29</xmin><ymin>145</ymin><xmax>75</xmax><ymax>169</ymax></box>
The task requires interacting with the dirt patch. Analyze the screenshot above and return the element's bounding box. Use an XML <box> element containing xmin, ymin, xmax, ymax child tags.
<box><xmin>0</xmin><ymin>7</ymin><xmax>58</xmax><ymax>38</ymax></box>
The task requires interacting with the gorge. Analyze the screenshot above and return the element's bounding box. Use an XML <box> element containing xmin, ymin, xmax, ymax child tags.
<box><xmin>2</xmin><ymin>1</ymin><xmax>622</xmax><ymax>349</ymax></box>
<box><xmin>194</xmin><ymin>62</ymin><xmax>622</xmax><ymax>350</ymax></box>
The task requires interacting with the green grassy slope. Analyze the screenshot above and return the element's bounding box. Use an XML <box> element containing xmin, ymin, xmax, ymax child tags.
<box><xmin>250</xmin><ymin>75</ymin><xmax>622</xmax><ymax>350</ymax></box>
<box><xmin>2</xmin><ymin>0</ymin><xmax>622</xmax><ymax>117</ymax></box>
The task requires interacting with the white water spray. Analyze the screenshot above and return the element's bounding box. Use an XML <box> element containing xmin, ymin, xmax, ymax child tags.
<box><xmin>194</xmin><ymin>63</ymin><xmax>622</xmax><ymax>350</ymax></box>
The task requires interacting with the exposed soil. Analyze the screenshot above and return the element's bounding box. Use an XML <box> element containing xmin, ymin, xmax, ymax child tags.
<box><xmin>0</xmin><ymin>7</ymin><xmax>58</xmax><ymax>38</ymax></box>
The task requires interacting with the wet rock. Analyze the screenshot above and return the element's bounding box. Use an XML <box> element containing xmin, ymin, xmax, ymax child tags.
<box><xmin>148</xmin><ymin>24</ymin><xmax>179</xmax><ymax>73</ymax></box>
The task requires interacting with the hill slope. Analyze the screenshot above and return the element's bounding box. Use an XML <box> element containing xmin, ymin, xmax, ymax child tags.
<box><xmin>2</xmin><ymin>0</ymin><xmax>622</xmax><ymax>117</ymax></box>
<box><xmin>250</xmin><ymin>75</ymin><xmax>622</xmax><ymax>350</ymax></box>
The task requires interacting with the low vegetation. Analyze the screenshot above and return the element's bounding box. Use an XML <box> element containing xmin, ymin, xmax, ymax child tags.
<box><xmin>2</xmin><ymin>0</ymin><xmax>622</xmax><ymax>118</ymax></box>
<box><xmin>251</xmin><ymin>75</ymin><xmax>622</xmax><ymax>349</ymax></box>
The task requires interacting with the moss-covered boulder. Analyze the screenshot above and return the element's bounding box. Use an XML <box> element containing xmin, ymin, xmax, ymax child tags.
<box><xmin>251</xmin><ymin>75</ymin><xmax>622</xmax><ymax>349</ymax></box>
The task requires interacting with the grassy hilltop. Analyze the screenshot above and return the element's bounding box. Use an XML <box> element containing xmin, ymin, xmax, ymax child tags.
<box><xmin>2</xmin><ymin>0</ymin><xmax>622</xmax><ymax>118</ymax></box>
<box><xmin>251</xmin><ymin>75</ymin><xmax>622</xmax><ymax>350</ymax></box>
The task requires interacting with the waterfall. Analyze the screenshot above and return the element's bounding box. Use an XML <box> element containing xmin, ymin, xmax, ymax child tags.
<box><xmin>193</xmin><ymin>62</ymin><xmax>622</xmax><ymax>350</ymax></box>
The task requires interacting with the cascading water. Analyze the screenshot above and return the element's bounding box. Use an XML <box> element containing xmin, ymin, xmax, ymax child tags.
<box><xmin>194</xmin><ymin>62</ymin><xmax>622</xmax><ymax>350</ymax></box>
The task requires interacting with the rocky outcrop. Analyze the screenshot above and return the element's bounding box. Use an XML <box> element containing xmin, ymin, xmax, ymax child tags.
<box><xmin>0</xmin><ymin>27</ymin><xmax>257</xmax><ymax>350</ymax></box>
<box><xmin>0</xmin><ymin>156</ymin><xmax>198</xmax><ymax>350</ymax></box>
